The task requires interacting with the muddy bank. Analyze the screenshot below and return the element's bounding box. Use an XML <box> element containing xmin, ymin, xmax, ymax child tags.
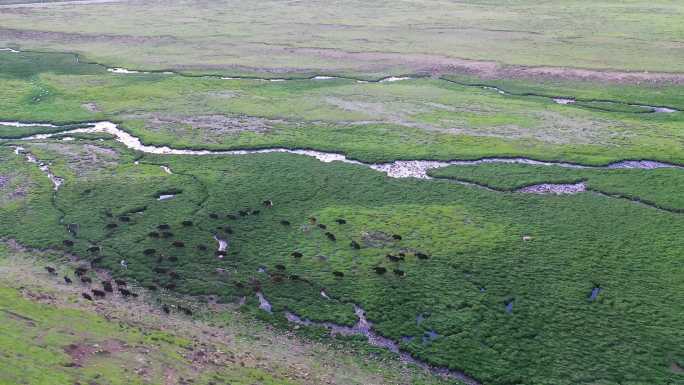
<box><xmin>516</xmin><ymin>182</ymin><xmax>587</xmax><ymax>195</ymax></box>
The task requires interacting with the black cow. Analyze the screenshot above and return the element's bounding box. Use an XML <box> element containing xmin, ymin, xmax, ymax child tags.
<box><xmin>82</xmin><ymin>293</ymin><xmax>93</xmax><ymax>301</ymax></box>
<box><xmin>275</xmin><ymin>264</ymin><xmax>286</xmax><ymax>271</ymax></box>
<box><xmin>318</xmin><ymin>224</ymin><xmax>327</xmax><ymax>229</ymax></box>
<box><xmin>180</xmin><ymin>307</ymin><xmax>193</xmax><ymax>316</ymax></box>
<box><xmin>106</xmin><ymin>223</ymin><xmax>118</xmax><ymax>229</ymax></box>
<box><xmin>289</xmin><ymin>274</ymin><xmax>300</xmax><ymax>280</ymax></box>
<box><xmin>227</xmin><ymin>214</ymin><xmax>237</xmax><ymax>220</ymax></box>
<box><xmin>168</xmin><ymin>271</ymin><xmax>179</xmax><ymax>279</ymax></box>
<box><xmin>373</xmin><ymin>266</ymin><xmax>387</xmax><ymax>275</ymax></box>
<box><xmin>251</xmin><ymin>210</ymin><xmax>260</xmax><ymax>215</ymax></box>
<box><xmin>172</xmin><ymin>241</ymin><xmax>185</xmax><ymax>248</ymax></box>
<box><xmin>143</xmin><ymin>248</ymin><xmax>156</xmax><ymax>256</ymax></box>
<box><xmin>335</xmin><ymin>218</ymin><xmax>347</xmax><ymax>224</ymax></box>
<box><xmin>387</xmin><ymin>254</ymin><xmax>403</xmax><ymax>262</ymax></box>
<box><xmin>45</xmin><ymin>266</ymin><xmax>57</xmax><ymax>275</ymax></box>
<box><xmin>62</xmin><ymin>240</ymin><xmax>74</xmax><ymax>247</ymax></box>
<box><xmin>161</xmin><ymin>231</ymin><xmax>174</xmax><ymax>238</ymax></box>
<box><xmin>325</xmin><ymin>232</ymin><xmax>336</xmax><ymax>241</ymax></box>
<box><xmin>162</xmin><ymin>304</ymin><xmax>170</xmax><ymax>314</ymax></box>
<box><xmin>392</xmin><ymin>234</ymin><xmax>402</xmax><ymax>240</ymax></box>
<box><xmin>148</xmin><ymin>231</ymin><xmax>160</xmax><ymax>238</ymax></box>
<box><xmin>119</xmin><ymin>216</ymin><xmax>131</xmax><ymax>222</ymax></box>
<box><xmin>91</xmin><ymin>257</ymin><xmax>103</xmax><ymax>266</ymax></box>
<box><xmin>102</xmin><ymin>281</ymin><xmax>113</xmax><ymax>292</ymax></box>
<box><xmin>157</xmin><ymin>224</ymin><xmax>171</xmax><ymax>230</ymax></box>
<box><xmin>350</xmin><ymin>240</ymin><xmax>361</xmax><ymax>249</ymax></box>
<box><xmin>74</xmin><ymin>267</ymin><xmax>88</xmax><ymax>276</ymax></box>
<box><xmin>308</xmin><ymin>217</ymin><xmax>317</xmax><ymax>224</ymax></box>
<box><xmin>263</xmin><ymin>200</ymin><xmax>273</xmax><ymax>208</ymax></box>
<box><xmin>197</xmin><ymin>244</ymin><xmax>208</xmax><ymax>251</ymax></box>
<box><xmin>280</xmin><ymin>220</ymin><xmax>291</xmax><ymax>226</ymax></box>
<box><xmin>154</xmin><ymin>267</ymin><xmax>168</xmax><ymax>274</ymax></box>
<box><xmin>393</xmin><ymin>269</ymin><xmax>406</xmax><ymax>277</ymax></box>
<box><xmin>238</xmin><ymin>210</ymin><xmax>249</xmax><ymax>217</ymax></box>
<box><xmin>164</xmin><ymin>283</ymin><xmax>177</xmax><ymax>290</ymax></box>
<box><xmin>416</xmin><ymin>252</ymin><xmax>429</xmax><ymax>260</ymax></box>
<box><xmin>182</xmin><ymin>220</ymin><xmax>193</xmax><ymax>226</ymax></box>
<box><xmin>81</xmin><ymin>276</ymin><xmax>92</xmax><ymax>284</ymax></box>
<box><xmin>119</xmin><ymin>288</ymin><xmax>132</xmax><ymax>297</ymax></box>
<box><xmin>209</xmin><ymin>213</ymin><xmax>219</xmax><ymax>219</ymax></box>
<box><xmin>87</xmin><ymin>246</ymin><xmax>100</xmax><ymax>253</ymax></box>
<box><xmin>92</xmin><ymin>289</ymin><xmax>106</xmax><ymax>298</ymax></box>
<box><xmin>291</xmin><ymin>251</ymin><xmax>303</xmax><ymax>258</ymax></box>
<box><xmin>64</xmin><ymin>276</ymin><xmax>72</xmax><ymax>284</ymax></box>
<box><xmin>114</xmin><ymin>279</ymin><xmax>126</xmax><ymax>286</ymax></box>
<box><xmin>333</xmin><ymin>271</ymin><xmax>344</xmax><ymax>278</ymax></box>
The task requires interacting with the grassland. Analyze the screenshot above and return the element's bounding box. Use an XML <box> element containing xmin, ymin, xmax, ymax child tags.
<box><xmin>1</xmin><ymin>135</ymin><xmax>682</xmax><ymax>385</ymax></box>
<box><xmin>1</xmin><ymin>0</ymin><xmax>684</xmax><ymax>76</ymax></box>
<box><xmin>429</xmin><ymin>164</ymin><xmax>684</xmax><ymax>212</ymax></box>
<box><xmin>1</xmin><ymin>50</ymin><xmax>683</xmax><ymax>166</ymax></box>
<box><xmin>0</xmin><ymin>243</ymin><xmax>454</xmax><ymax>385</ymax></box>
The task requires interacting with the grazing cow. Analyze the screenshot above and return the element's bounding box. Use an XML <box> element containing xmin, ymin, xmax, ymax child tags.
<box><xmin>289</xmin><ymin>274</ymin><xmax>300</xmax><ymax>280</ymax></box>
<box><xmin>197</xmin><ymin>244</ymin><xmax>208</xmax><ymax>251</ymax></box>
<box><xmin>275</xmin><ymin>264</ymin><xmax>286</xmax><ymax>271</ymax></box>
<box><xmin>291</xmin><ymin>251</ymin><xmax>303</xmax><ymax>258</ymax></box>
<box><xmin>325</xmin><ymin>232</ymin><xmax>336</xmax><ymax>241</ymax></box>
<box><xmin>82</xmin><ymin>293</ymin><xmax>93</xmax><ymax>301</ymax></box>
<box><xmin>64</xmin><ymin>276</ymin><xmax>72</xmax><ymax>284</ymax></box>
<box><xmin>162</xmin><ymin>304</ymin><xmax>170</xmax><ymax>314</ymax></box>
<box><xmin>251</xmin><ymin>210</ymin><xmax>260</xmax><ymax>215</ymax></box>
<box><xmin>154</xmin><ymin>267</ymin><xmax>168</xmax><ymax>274</ymax></box>
<box><xmin>387</xmin><ymin>254</ymin><xmax>403</xmax><ymax>262</ymax></box>
<box><xmin>308</xmin><ymin>217</ymin><xmax>317</xmax><ymax>224</ymax></box>
<box><xmin>172</xmin><ymin>241</ymin><xmax>185</xmax><ymax>248</ymax></box>
<box><xmin>91</xmin><ymin>257</ymin><xmax>103</xmax><ymax>266</ymax></box>
<box><xmin>168</xmin><ymin>271</ymin><xmax>179</xmax><ymax>279</ymax></box>
<box><xmin>143</xmin><ymin>248</ymin><xmax>156</xmax><ymax>256</ymax></box>
<box><xmin>180</xmin><ymin>307</ymin><xmax>193</xmax><ymax>316</ymax></box>
<box><xmin>270</xmin><ymin>274</ymin><xmax>284</xmax><ymax>283</ymax></box>
<box><xmin>398</xmin><ymin>252</ymin><xmax>406</xmax><ymax>257</ymax></box>
<box><xmin>87</xmin><ymin>246</ymin><xmax>100</xmax><ymax>253</ymax></box>
<box><xmin>227</xmin><ymin>214</ymin><xmax>238</xmax><ymax>220</ymax></box>
<box><xmin>318</xmin><ymin>224</ymin><xmax>327</xmax><ymax>229</ymax></box>
<box><xmin>102</xmin><ymin>281</ymin><xmax>113</xmax><ymax>292</ymax></box>
<box><xmin>119</xmin><ymin>288</ymin><xmax>132</xmax><ymax>297</ymax></box>
<box><xmin>106</xmin><ymin>223</ymin><xmax>118</xmax><ymax>229</ymax></box>
<box><xmin>81</xmin><ymin>276</ymin><xmax>92</xmax><ymax>284</ymax></box>
<box><xmin>63</xmin><ymin>240</ymin><xmax>74</xmax><ymax>247</ymax></box>
<box><xmin>393</xmin><ymin>269</ymin><xmax>406</xmax><ymax>277</ymax></box>
<box><xmin>333</xmin><ymin>271</ymin><xmax>344</xmax><ymax>278</ymax></box>
<box><xmin>416</xmin><ymin>252</ymin><xmax>429</xmax><ymax>260</ymax></box>
<box><xmin>45</xmin><ymin>266</ymin><xmax>57</xmax><ymax>275</ymax></box>
<box><xmin>280</xmin><ymin>220</ymin><xmax>291</xmax><ymax>226</ymax></box>
<box><xmin>215</xmin><ymin>251</ymin><xmax>227</xmax><ymax>257</ymax></box>
<box><xmin>238</xmin><ymin>210</ymin><xmax>249</xmax><ymax>217</ymax></box>
<box><xmin>164</xmin><ymin>283</ymin><xmax>177</xmax><ymax>290</ymax></box>
<box><xmin>119</xmin><ymin>216</ymin><xmax>131</xmax><ymax>222</ymax></box>
<box><xmin>373</xmin><ymin>267</ymin><xmax>387</xmax><ymax>275</ymax></box>
<box><xmin>158</xmin><ymin>224</ymin><xmax>171</xmax><ymax>230</ymax></box>
<box><xmin>335</xmin><ymin>218</ymin><xmax>346</xmax><ymax>224</ymax></box>
<box><xmin>350</xmin><ymin>240</ymin><xmax>361</xmax><ymax>249</ymax></box>
<box><xmin>67</xmin><ymin>223</ymin><xmax>79</xmax><ymax>236</ymax></box>
<box><xmin>114</xmin><ymin>279</ymin><xmax>126</xmax><ymax>286</ymax></box>
<box><xmin>235</xmin><ymin>282</ymin><xmax>245</xmax><ymax>289</ymax></box>
<box><xmin>182</xmin><ymin>220</ymin><xmax>193</xmax><ymax>226</ymax></box>
<box><xmin>74</xmin><ymin>267</ymin><xmax>88</xmax><ymax>276</ymax></box>
<box><xmin>392</xmin><ymin>234</ymin><xmax>402</xmax><ymax>240</ymax></box>
<box><xmin>209</xmin><ymin>213</ymin><xmax>219</xmax><ymax>219</ymax></box>
<box><xmin>148</xmin><ymin>231</ymin><xmax>160</xmax><ymax>238</ymax></box>
<box><xmin>161</xmin><ymin>232</ymin><xmax>174</xmax><ymax>238</ymax></box>
<box><xmin>263</xmin><ymin>200</ymin><xmax>273</xmax><ymax>208</ymax></box>
<box><xmin>92</xmin><ymin>289</ymin><xmax>106</xmax><ymax>298</ymax></box>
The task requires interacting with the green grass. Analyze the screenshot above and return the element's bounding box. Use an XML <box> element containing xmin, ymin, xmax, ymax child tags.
<box><xmin>1</xmin><ymin>51</ymin><xmax>684</xmax><ymax>165</ymax></box>
<box><xmin>1</xmin><ymin>138</ymin><xmax>682</xmax><ymax>385</ymax></box>
<box><xmin>1</xmin><ymin>0</ymin><xmax>684</xmax><ymax>75</ymax></box>
<box><xmin>429</xmin><ymin>163</ymin><xmax>684</xmax><ymax>212</ymax></box>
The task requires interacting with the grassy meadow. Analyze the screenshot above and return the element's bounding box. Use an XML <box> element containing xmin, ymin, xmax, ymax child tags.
<box><xmin>0</xmin><ymin>136</ymin><xmax>682</xmax><ymax>385</ymax></box>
